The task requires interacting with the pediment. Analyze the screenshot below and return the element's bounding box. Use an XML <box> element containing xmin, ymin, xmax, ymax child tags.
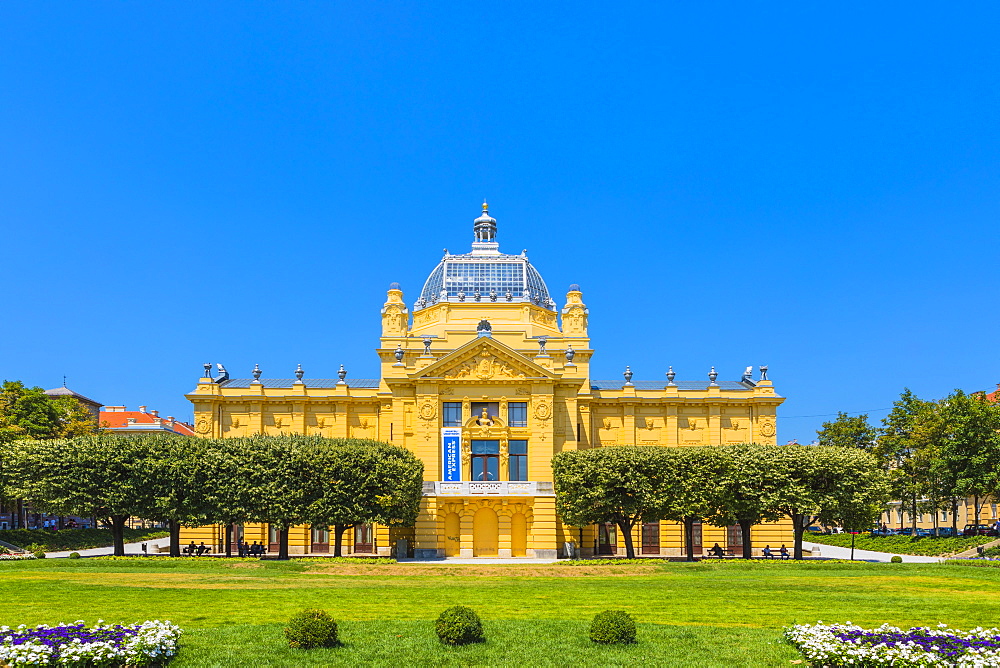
<box><xmin>412</xmin><ymin>336</ymin><xmax>556</xmax><ymax>381</ymax></box>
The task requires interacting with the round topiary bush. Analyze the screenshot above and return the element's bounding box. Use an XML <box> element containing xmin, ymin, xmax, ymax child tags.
<box><xmin>284</xmin><ymin>609</ymin><xmax>339</xmax><ymax>649</ymax></box>
<box><xmin>68</xmin><ymin>552</ymin><xmax>81</xmax><ymax>559</ymax></box>
<box><xmin>33</xmin><ymin>551</ymin><xmax>46</xmax><ymax>559</ymax></box>
<box><xmin>435</xmin><ymin>606</ymin><xmax>484</xmax><ymax>645</ymax></box>
<box><xmin>890</xmin><ymin>555</ymin><xmax>903</xmax><ymax>563</ymax></box>
<box><xmin>589</xmin><ymin>610</ymin><xmax>637</xmax><ymax>644</ymax></box>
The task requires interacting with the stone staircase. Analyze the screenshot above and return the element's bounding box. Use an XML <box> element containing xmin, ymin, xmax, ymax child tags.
<box><xmin>0</xmin><ymin>538</ymin><xmax>27</xmax><ymax>553</ymax></box>
<box><xmin>951</xmin><ymin>537</ymin><xmax>1000</xmax><ymax>559</ymax></box>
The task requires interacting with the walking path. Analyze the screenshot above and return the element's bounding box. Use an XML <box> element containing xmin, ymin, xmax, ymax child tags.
<box><xmin>802</xmin><ymin>540</ymin><xmax>943</xmax><ymax>563</ymax></box>
<box><xmin>43</xmin><ymin>536</ymin><xmax>171</xmax><ymax>559</ymax></box>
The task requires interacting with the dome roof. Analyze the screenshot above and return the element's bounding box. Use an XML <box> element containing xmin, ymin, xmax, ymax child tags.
<box><xmin>415</xmin><ymin>203</ymin><xmax>555</xmax><ymax>311</ymax></box>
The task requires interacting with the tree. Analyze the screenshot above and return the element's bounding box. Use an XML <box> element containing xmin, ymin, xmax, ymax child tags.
<box><xmin>0</xmin><ymin>381</ymin><xmax>61</xmax><ymax>441</ymax></box>
<box><xmin>552</xmin><ymin>446</ymin><xmax>674</xmax><ymax>559</ymax></box>
<box><xmin>202</xmin><ymin>437</ymin><xmax>266</xmax><ymax>557</ymax></box>
<box><xmin>658</xmin><ymin>447</ymin><xmax>722</xmax><ymax>561</ymax></box>
<box><xmin>817</xmin><ymin>412</ymin><xmax>878</xmax><ymax>450</ymax></box>
<box><xmin>0</xmin><ymin>381</ymin><xmax>100</xmax><ymax>442</ymax></box>
<box><xmin>240</xmin><ymin>435</ymin><xmax>318</xmax><ymax>560</ymax></box>
<box><xmin>703</xmin><ymin>444</ymin><xmax>785</xmax><ymax>559</ymax></box>
<box><xmin>769</xmin><ymin>445</ymin><xmax>890</xmax><ymax>559</ymax></box>
<box><xmin>227</xmin><ymin>435</ymin><xmax>423</xmax><ymax>560</ymax></box>
<box><xmin>939</xmin><ymin>390</ymin><xmax>1000</xmax><ymax>529</ymax></box>
<box><xmin>2</xmin><ymin>434</ymin><xmax>157</xmax><ymax>555</ymax></box>
<box><xmin>875</xmin><ymin>389</ymin><xmax>941</xmax><ymax>537</ymax></box>
<box><xmin>306</xmin><ymin>440</ymin><xmax>424</xmax><ymax>557</ymax></box>
<box><xmin>141</xmin><ymin>434</ymin><xmax>213</xmax><ymax>557</ymax></box>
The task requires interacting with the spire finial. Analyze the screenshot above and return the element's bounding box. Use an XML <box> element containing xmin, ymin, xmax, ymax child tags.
<box><xmin>62</xmin><ymin>375</ymin><xmax>67</xmax><ymax>388</ymax></box>
<box><xmin>483</xmin><ymin>199</ymin><xmax>489</xmax><ymax>212</ymax></box>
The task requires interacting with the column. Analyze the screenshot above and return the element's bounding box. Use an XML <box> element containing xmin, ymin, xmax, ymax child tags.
<box><xmin>414</xmin><ymin>497</ymin><xmax>440</xmax><ymax>559</ymax></box>
<box><xmin>460</xmin><ymin>508</ymin><xmax>474</xmax><ymax>558</ymax></box>
<box><xmin>531</xmin><ymin>496</ymin><xmax>558</xmax><ymax>559</ymax></box>
<box><xmin>498</xmin><ymin>511</ymin><xmax>512</xmax><ymax>558</ymax></box>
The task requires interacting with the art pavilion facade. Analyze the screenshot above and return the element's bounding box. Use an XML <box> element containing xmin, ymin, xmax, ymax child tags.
<box><xmin>184</xmin><ymin>203</ymin><xmax>788</xmax><ymax>558</ymax></box>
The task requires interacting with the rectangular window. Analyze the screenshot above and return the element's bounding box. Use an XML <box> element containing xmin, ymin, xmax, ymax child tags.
<box><xmin>509</xmin><ymin>440</ymin><xmax>528</xmax><ymax>481</ymax></box>
<box><xmin>443</xmin><ymin>402</ymin><xmax>463</xmax><ymax>427</ymax></box>
<box><xmin>508</xmin><ymin>402</ymin><xmax>527</xmax><ymax>428</ymax></box>
<box><xmin>942</xmin><ymin>511</ymin><xmax>949</xmax><ymax>522</ymax></box>
<box><xmin>472</xmin><ymin>440</ymin><xmax>500</xmax><ymax>481</ymax></box>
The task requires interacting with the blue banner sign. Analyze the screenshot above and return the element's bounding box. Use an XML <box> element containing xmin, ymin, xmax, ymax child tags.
<box><xmin>442</xmin><ymin>428</ymin><xmax>462</xmax><ymax>481</ymax></box>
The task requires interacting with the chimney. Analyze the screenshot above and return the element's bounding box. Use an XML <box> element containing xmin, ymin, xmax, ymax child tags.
<box><xmin>150</xmin><ymin>410</ymin><xmax>159</xmax><ymax>417</ymax></box>
<box><xmin>139</xmin><ymin>406</ymin><xmax>147</xmax><ymax>413</ymax></box>
<box><xmin>167</xmin><ymin>416</ymin><xmax>175</xmax><ymax>423</ymax></box>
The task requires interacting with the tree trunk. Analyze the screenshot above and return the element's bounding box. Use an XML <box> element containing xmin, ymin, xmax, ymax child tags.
<box><xmin>683</xmin><ymin>516</ymin><xmax>696</xmax><ymax>562</ymax></box>
<box><xmin>910</xmin><ymin>492</ymin><xmax>918</xmax><ymax>537</ymax></box>
<box><xmin>333</xmin><ymin>524</ymin><xmax>348</xmax><ymax>557</ymax></box>
<box><xmin>169</xmin><ymin>519</ymin><xmax>181</xmax><ymax>557</ymax></box>
<box><xmin>277</xmin><ymin>527</ymin><xmax>289</xmax><ymax>560</ymax></box>
<box><xmin>110</xmin><ymin>515</ymin><xmax>128</xmax><ymax>556</ymax></box>
<box><xmin>225</xmin><ymin>524</ymin><xmax>232</xmax><ymax>557</ymax></box>
<box><xmin>952</xmin><ymin>498</ymin><xmax>959</xmax><ymax>535</ymax></box>
<box><xmin>738</xmin><ymin>519</ymin><xmax>753</xmax><ymax>559</ymax></box>
<box><xmin>617</xmin><ymin>520</ymin><xmax>636</xmax><ymax>559</ymax></box>
<box><xmin>974</xmin><ymin>494</ymin><xmax>982</xmax><ymax>527</ymax></box>
<box><xmin>792</xmin><ymin>513</ymin><xmax>806</xmax><ymax>560</ymax></box>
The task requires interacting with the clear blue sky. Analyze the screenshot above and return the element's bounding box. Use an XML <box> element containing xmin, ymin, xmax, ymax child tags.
<box><xmin>3</xmin><ymin>3</ymin><xmax>998</xmax><ymax>442</ymax></box>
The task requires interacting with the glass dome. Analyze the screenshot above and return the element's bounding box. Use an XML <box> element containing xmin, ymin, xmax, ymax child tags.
<box><xmin>415</xmin><ymin>204</ymin><xmax>555</xmax><ymax>311</ymax></box>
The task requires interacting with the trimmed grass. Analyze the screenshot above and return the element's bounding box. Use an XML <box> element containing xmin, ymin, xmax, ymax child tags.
<box><xmin>172</xmin><ymin>621</ymin><xmax>799</xmax><ymax>667</ymax></box>
<box><xmin>2</xmin><ymin>559</ymin><xmax>1000</xmax><ymax>666</ymax></box>
<box><xmin>804</xmin><ymin>532</ymin><xmax>994</xmax><ymax>556</ymax></box>
<box><xmin>0</xmin><ymin>528</ymin><xmax>169</xmax><ymax>552</ymax></box>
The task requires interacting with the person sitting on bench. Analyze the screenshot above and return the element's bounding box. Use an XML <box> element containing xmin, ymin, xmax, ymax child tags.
<box><xmin>763</xmin><ymin>545</ymin><xmax>774</xmax><ymax>559</ymax></box>
<box><xmin>708</xmin><ymin>543</ymin><xmax>725</xmax><ymax>558</ymax></box>
<box><xmin>779</xmin><ymin>544</ymin><xmax>790</xmax><ymax>560</ymax></box>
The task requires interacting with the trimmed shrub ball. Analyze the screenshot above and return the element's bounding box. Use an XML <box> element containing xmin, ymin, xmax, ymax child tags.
<box><xmin>890</xmin><ymin>555</ymin><xmax>903</xmax><ymax>563</ymax></box>
<box><xmin>284</xmin><ymin>609</ymin><xmax>339</xmax><ymax>649</ymax></box>
<box><xmin>590</xmin><ymin>610</ymin><xmax>637</xmax><ymax>644</ymax></box>
<box><xmin>435</xmin><ymin>606</ymin><xmax>485</xmax><ymax>645</ymax></box>
<box><xmin>32</xmin><ymin>551</ymin><xmax>46</xmax><ymax>559</ymax></box>
<box><xmin>68</xmin><ymin>552</ymin><xmax>81</xmax><ymax>559</ymax></box>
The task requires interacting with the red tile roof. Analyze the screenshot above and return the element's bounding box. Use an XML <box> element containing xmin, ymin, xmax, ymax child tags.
<box><xmin>99</xmin><ymin>409</ymin><xmax>195</xmax><ymax>436</ymax></box>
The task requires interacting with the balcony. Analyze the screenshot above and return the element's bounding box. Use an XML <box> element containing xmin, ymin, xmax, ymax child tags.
<box><xmin>422</xmin><ymin>481</ymin><xmax>555</xmax><ymax>497</ymax></box>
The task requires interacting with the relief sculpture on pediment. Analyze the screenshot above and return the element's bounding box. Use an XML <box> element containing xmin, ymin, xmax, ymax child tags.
<box><xmin>443</xmin><ymin>352</ymin><xmax>528</xmax><ymax>380</ymax></box>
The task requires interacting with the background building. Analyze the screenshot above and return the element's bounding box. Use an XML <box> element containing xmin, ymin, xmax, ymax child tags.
<box><xmin>100</xmin><ymin>405</ymin><xmax>194</xmax><ymax>436</ymax></box>
<box><xmin>185</xmin><ymin>203</ymin><xmax>788</xmax><ymax>557</ymax></box>
<box><xmin>44</xmin><ymin>383</ymin><xmax>102</xmax><ymax>425</ymax></box>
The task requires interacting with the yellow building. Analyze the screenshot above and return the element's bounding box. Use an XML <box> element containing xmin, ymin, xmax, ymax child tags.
<box><xmin>184</xmin><ymin>203</ymin><xmax>788</xmax><ymax>558</ymax></box>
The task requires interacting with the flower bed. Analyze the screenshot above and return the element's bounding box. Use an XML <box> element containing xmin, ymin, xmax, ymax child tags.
<box><xmin>786</xmin><ymin>622</ymin><xmax>1000</xmax><ymax>667</ymax></box>
<box><xmin>0</xmin><ymin>620</ymin><xmax>181</xmax><ymax>666</ymax></box>
<box><xmin>0</xmin><ymin>553</ymin><xmax>36</xmax><ymax>561</ymax></box>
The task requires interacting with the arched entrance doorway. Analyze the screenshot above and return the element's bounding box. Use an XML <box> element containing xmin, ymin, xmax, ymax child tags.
<box><xmin>444</xmin><ymin>512</ymin><xmax>461</xmax><ymax>557</ymax></box>
<box><xmin>473</xmin><ymin>507</ymin><xmax>499</xmax><ymax>557</ymax></box>
<box><xmin>510</xmin><ymin>513</ymin><xmax>527</xmax><ymax>557</ymax></box>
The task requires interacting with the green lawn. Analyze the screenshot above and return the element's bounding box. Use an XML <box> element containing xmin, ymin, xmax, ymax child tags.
<box><xmin>804</xmin><ymin>532</ymin><xmax>995</xmax><ymax>556</ymax></box>
<box><xmin>3</xmin><ymin>558</ymin><xmax>1000</xmax><ymax>666</ymax></box>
